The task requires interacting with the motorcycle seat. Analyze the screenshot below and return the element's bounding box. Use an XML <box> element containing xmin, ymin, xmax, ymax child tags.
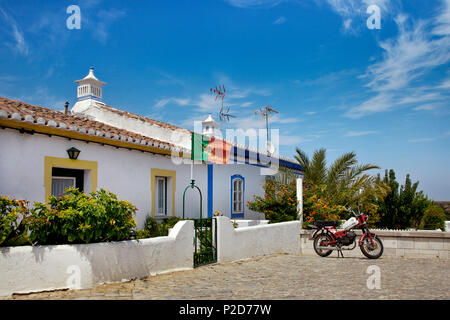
<box><xmin>314</xmin><ymin>220</ymin><xmax>340</xmax><ymax>227</ymax></box>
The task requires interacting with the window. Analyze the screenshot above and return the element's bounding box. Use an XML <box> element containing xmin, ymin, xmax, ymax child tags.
<box><xmin>151</xmin><ymin>168</ymin><xmax>176</xmax><ymax>217</ymax></box>
<box><xmin>51</xmin><ymin>167</ymin><xmax>84</xmax><ymax>197</ymax></box>
<box><xmin>44</xmin><ymin>156</ymin><xmax>98</xmax><ymax>203</ymax></box>
<box><xmin>51</xmin><ymin>177</ymin><xmax>75</xmax><ymax>198</ymax></box>
<box><xmin>231</xmin><ymin>174</ymin><xmax>245</xmax><ymax>218</ymax></box>
<box><xmin>155</xmin><ymin>176</ymin><xmax>167</xmax><ymax>216</ymax></box>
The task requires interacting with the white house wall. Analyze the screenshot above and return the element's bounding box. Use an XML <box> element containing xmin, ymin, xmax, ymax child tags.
<box><xmin>212</xmin><ymin>163</ymin><xmax>266</xmax><ymax>220</ymax></box>
<box><xmin>0</xmin><ymin>128</ymin><xmax>271</xmax><ymax>226</ymax></box>
<box><xmin>0</xmin><ymin>128</ymin><xmax>208</xmax><ymax>227</ymax></box>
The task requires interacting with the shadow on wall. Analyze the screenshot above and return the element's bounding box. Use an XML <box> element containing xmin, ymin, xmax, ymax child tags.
<box><xmin>74</xmin><ymin>240</ymin><xmax>152</xmax><ymax>283</ymax></box>
<box><xmin>0</xmin><ymin>220</ymin><xmax>194</xmax><ymax>297</ymax></box>
<box><xmin>74</xmin><ymin>220</ymin><xmax>194</xmax><ymax>284</ymax></box>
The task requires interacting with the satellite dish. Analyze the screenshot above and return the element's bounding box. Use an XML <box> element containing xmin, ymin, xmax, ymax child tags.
<box><xmin>266</xmin><ymin>141</ymin><xmax>276</xmax><ymax>155</ymax></box>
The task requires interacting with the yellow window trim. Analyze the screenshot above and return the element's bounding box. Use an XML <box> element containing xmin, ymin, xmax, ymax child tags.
<box><xmin>44</xmin><ymin>156</ymin><xmax>98</xmax><ymax>202</ymax></box>
<box><xmin>151</xmin><ymin>168</ymin><xmax>176</xmax><ymax>217</ymax></box>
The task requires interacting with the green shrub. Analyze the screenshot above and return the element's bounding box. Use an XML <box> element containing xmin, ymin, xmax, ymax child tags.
<box><xmin>420</xmin><ymin>205</ymin><xmax>446</xmax><ymax>231</ymax></box>
<box><xmin>26</xmin><ymin>188</ymin><xmax>137</xmax><ymax>245</ymax></box>
<box><xmin>0</xmin><ymin>197</ymin><xmax>31</xmax><ymax>246</ymax></box>
<box><xmin>138</xmin><ymin>216</ymin><xmax>182</xmax><ymax>238</ymax></box>
<box><xmin>142</xmin><ymin>216</ymin><xmax>159</xmax><ymax>237</ymax></box>
<box><xmin>159</xmin><ymin>217</ymin><xmax>182</xmax><ymax>236</ymax></box>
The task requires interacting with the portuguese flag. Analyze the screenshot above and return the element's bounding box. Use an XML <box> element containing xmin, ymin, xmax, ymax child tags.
<box><xmin>191</xmin><ymin>132</ymin><xmax>232</xmax><ymax>164</ymax></box>
<box><xmin>191</xmin><ymin>132</ymin><xmax>210</xmax><ymax>161</ymax></box>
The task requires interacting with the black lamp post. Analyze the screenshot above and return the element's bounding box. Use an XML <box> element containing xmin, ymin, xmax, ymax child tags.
<box><xmin>67</xmin><ymin>147</ymin><xmax>81</xmax><ymax>160</ymax></box>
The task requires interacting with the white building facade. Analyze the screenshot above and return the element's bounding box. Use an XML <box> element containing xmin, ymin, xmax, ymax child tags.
<box><xmin>0</xmin><ymin>69</ymin><xmax>303</xmax><ymax>227</ymax></box>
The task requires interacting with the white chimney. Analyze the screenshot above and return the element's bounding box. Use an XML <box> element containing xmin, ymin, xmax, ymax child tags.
<box><xmin>74</xmin><ymin>67</ymin><xmax>106</xmax><ymax>102</ymax></box>
<box><xmin>72</xmin><ymin>67</ymin><xmax>106</xmax><ymax>114</ymax></box>
<box><xmin>202</xmin><ymin>114</ymin><xmax>218</xmax><ymax>138</ymax></box>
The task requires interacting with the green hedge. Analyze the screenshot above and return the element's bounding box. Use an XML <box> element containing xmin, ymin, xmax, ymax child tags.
<box><xmin>135</xmin><ymin>216</ymin><xmax>182</xmax><ymax>239</ymax></box>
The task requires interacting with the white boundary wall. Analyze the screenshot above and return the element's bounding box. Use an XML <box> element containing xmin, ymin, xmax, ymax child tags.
<box><xmin>216</xmin><ymin>216</ymin><xmax>301</xmax><ymax>263</ymax></box>
<box><xmin>0</xmin><ymin>220</ymin><xmax>194</xmax><ymax>297</ymax></box>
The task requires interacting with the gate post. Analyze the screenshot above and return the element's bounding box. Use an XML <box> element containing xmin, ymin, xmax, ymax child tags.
<box><xmin>296</xmin><ymin>177</ymin><xmax>303</xmax><ymax>228</ymax></box>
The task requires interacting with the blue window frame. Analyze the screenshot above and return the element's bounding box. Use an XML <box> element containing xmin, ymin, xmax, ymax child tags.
<box><xmin>231</xmin><ymin>174</ymin><xmax>245</xmax><ymax>218</ymax></box>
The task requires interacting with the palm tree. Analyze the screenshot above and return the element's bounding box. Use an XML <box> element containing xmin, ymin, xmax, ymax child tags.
<box><xmin>295</xmin><ymin>148</ymin><xmax>389</xmax><ymax>209</ymax></box>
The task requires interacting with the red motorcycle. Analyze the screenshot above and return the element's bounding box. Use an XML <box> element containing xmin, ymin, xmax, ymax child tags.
<box><xmin>308</xmin><ymin>208</ymin><xmax>383</xmax><ymax>259</ymax></box>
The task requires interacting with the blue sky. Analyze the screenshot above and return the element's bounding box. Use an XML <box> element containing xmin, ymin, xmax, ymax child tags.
<box><xmin>0</xmin><ymin>0</ymin><xmax>449</xmax><ymax>200</ymax></box>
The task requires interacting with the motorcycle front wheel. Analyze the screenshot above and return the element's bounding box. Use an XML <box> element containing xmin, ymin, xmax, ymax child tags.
<box><xmin>360</xmin><ymin>235</ymin><xmax>384</xmax><ymax>259</ymax></box>
<box><xmin>313</xmin><ymin>233</ymin><xmax>333</xmax><ymax>257</ymax></box>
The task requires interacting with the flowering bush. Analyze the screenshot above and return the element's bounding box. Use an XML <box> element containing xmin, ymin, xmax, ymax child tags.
<box><xmin>303</xmin><ymin>185</ymin><xmax>380</xmax><ymax>228</ymax></box>
<box><xmin>302</xmin><ymin>185</ymin><xmax>346</xmax><ymax>228</ymax></box>
<box><xmin>248</xmin><ymin>178</ymin><xmax>299</xmax><ymax>223</ymax></box>
<box><xmin>25</xmin><ymin>188</ymin><xmax>137</xmax><ymax>245</ymax></box>
<box><xmin>0</xmin><ymin>197</ymin><xmax>31</xmax><ymax>246</ymax></box>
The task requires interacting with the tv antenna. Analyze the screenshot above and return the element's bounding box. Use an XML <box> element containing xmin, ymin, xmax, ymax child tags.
<box><xmin>211</xmin><ymin>84</ymin><xmax>235</xmax><ymax>124</ymax></box>
<box><xmin>219</xmin><ymin>105</ymin><xmax>235</xmax><ymax>122</ymax></box>
<box><xmin>255</xmin><ymin>105</ymin><xmax>279</xmax><ymax>154</ymax></box>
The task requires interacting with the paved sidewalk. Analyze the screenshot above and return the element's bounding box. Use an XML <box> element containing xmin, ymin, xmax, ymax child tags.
<box><xmin>4</xmin><ymin>254</ymin><xmax>450</xmax><ymax>300</ymax></box>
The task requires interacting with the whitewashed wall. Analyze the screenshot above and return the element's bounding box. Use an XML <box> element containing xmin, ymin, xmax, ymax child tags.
<box><xmin>0</xmin><ymin>129</ymin><xmax>208</xmax><ymax>227</ymax></box>
<box><xmin>0</xmin><ymin>129</ymin><xmax>273</xmax><ymax>226</ymax></box>
<box><xmin>216</xmin><ymin>216</ymin><xmax>301</xmax><ymax>263</ymax></box>
<box><xmin>212</xmin><ymin>163</ymin><xmax>266</xmax><ymax>220</ymax></box>
<box><xmin>0</xmin><ymin>220</ymin><xmax>194</xmax><ymax>297</ymax></box>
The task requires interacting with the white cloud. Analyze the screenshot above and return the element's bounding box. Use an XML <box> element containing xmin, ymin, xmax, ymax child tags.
<box><xmin>212</xmin><ymin>74</ymin><xmax>272</xmax><ymax>100</ymax></box>
<box><xmin>343</xmin><ymin>18</ymin><xmax>352</xmax><ymax>30</ymax></box>
<box><xmin>241</xmin><ymin>101</ymin><xmax>254</xmax><ymax>107</ymax></box>
<box><xmin>437</xmin><ymin>77</ymin><xmax>450</xmax><ymax>89</ymax></box>
<box><xmin>273</xmin><ymin>16</ymin><xmax>286</xmax><ymax>25</ymax></box>
<box><xmin>224</xmin><ymin>0</ymin><xmax>284</xmax><ymax>8</ymax></box>
<box><xmin>94</xmin><ymin>9</ymin><xmax>126</xmax><ymax>44</ymax></box>
<box><xmin>19</xmin><ymin>86</ymin><xmax>66</xmax><ymax>109</ymax></box>
<box><xmin>345</xmin><ymin>130</ymin><xmax>378</xmax><ymax>137</ymax></box>
<box><xmin>346</xmin><ymin>3</ymin><xmax>450</xmax><ymax>118</ymax></box>
<box><xmin>270</xmin><ymin>115</ymin><xmax>302</xmax><ymax>124</ymax></box>
<box><xmin>413</xmin><ymin>103</ymin><xmax>439</xmax><ymax>111</ymax></box>
<box><xmin>408</xmin><ymin>138</ymin><xmax>435</xmax><ymax>143</ymax></box>
<box><xmin>323</xmin><ymin>0</ymin><xmax>396</xmax><ymax>32</ymax></box>
<box><xmin>432</xmin><ymin>0</ymin><xmax>450</xmax><ymax>36</ymax></box>
<box><xmin>278</xmin><ymin>135</ymin><xmax>311</xmax><ymax>145</ymax></box>
<box><xmin>0</xmin><ymin>8</ymin><xmax>29</xmax><ymax>56</ymax></box>
<box><xmin>153</xmin><ymin>97</ymin><xmax>191</xmax><ymax>109</ymax></box>
<box><xmin>194</xmin><ymin>93</ymin><xmax>221</xmax><ymax>112</ymax></box>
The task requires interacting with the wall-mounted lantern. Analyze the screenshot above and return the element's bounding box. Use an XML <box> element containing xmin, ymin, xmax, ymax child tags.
<box><xmin>67</xmin><ymin>147</ymin><xmax>81</xmax><ymax>160</ymax></box>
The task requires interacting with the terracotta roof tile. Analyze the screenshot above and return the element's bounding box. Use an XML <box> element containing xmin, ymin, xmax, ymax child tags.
<box><xmin>0</xmin><ymin>96</ymin><xmax>300</xmax><ymax>166</ymax></box>
<box><xmin>0</xmin><ymin>97</ymin><xmax>186</xmax><ymax>153</ymax></box>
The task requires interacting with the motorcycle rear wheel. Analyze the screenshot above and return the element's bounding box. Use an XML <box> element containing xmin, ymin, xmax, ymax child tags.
<box><xmin>313</xmin><ymin>233</ymin><xmax>333</xmax><ymax>257</ymax></box>
<box><xmin>360</xmin><ymin>235</ymin><xmax>383</xmax><ymax>259</ymax></box>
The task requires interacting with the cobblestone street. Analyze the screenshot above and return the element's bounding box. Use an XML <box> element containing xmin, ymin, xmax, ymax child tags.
<box><xmin>5</xmin><ymin>254</ymin><xmax>450</xmax><ymax>300</ymax></box>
